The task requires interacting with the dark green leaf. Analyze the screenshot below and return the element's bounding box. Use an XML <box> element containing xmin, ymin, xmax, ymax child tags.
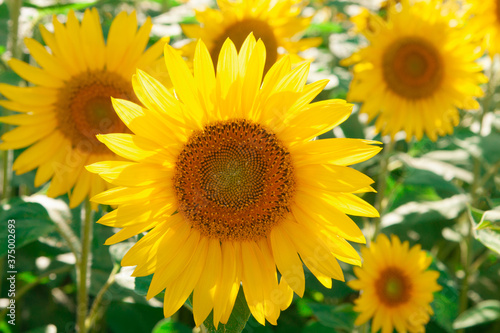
<box><xmin>0</xmin><ymin>199</ymin><xmax>56</xmax><ymax>257</ymax></box>
<box><xmin>302</xmin><ymin>321</ymin><xmax>340</xmax><ymax>333</ymax></box>
<box><xmin>203</xmin><ymin>288</ymin><xmax>251</xmax><ymax>333</ymax></box>
<box><xmin>429</xmin><ymin>260</ymin><xmax>459</xmax><ymax>333</ymax></box>
<box><xmin>453</xmin><ymin>300</ymin><xmax>500</xmax><ymax>329</ymax></box>
<box><xmin>305</xmin><ymin>303</ymin><xmax>356</xmax><ymax>331</ymax></box>
<box><xmin>105</xmin><ymin>301</ymin><xmax>164</xmax><ymax>333</ymax></box>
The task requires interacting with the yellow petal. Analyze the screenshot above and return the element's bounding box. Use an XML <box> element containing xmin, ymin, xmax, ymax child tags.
<box><xmin>269</xmin><ymin>224</ymin><xmax>305</xmax><ymax>297</ymax></box>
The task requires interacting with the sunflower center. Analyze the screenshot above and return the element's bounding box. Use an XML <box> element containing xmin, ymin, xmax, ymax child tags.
<box><xmin>210</xmin><ymin>19</ymin><xmax>278</xmax><ymax>74</ymax></box>
<box><xmin>174</xmin><ymin>119</ymin><xmax>295</xmax><ymax>241</ymax></box>
<box><xmin>382</xmin><ymin>37</ymin><xmax>443</xmax><ymax>99</ymax></box>
<box><xmin>375</xmin><ymin>267</ymin><xmax>412</xmax><ymax>306</ymax></box>
<box><xmin>55</xmin><ymin>71</ymin><xmax>135</xmax><ymax>153</ymax></box>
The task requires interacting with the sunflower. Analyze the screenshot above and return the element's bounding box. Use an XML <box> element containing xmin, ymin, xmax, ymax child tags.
<box><xmin>87</xmin><ymin>33</ymin><xmax>381</xmax><ymax>326</ymax></box>
<box><xmin>180</xmin><ymin>0</ymin><xmax>321</xmax><ymax>73</ymax></box>
<box><xmin>0</xmin><ymin>9</ymin><xmax>168</xmax><ymax>209</ymax></box>
<box><xmin>466</xmin><ymin>0</ymin><xmax>500</xmax><ymax>55</ymax></box>
<box><xmin>343</xmin><ymin>0</ymin><xmax>486</xmax><ymax>141</ymax></box>
<box><xmin>348</xmin><ymin>234</ymin><xmax>441</xmax><ymax>333</ymax></box>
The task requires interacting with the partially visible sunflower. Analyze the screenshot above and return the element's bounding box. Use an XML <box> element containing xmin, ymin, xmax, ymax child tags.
<box><xmin>349</xmin><ymin>234</ymin><xmax>441</xmax><ymax>333</ymax></box>
<box><xmin>181</xmin><ymin>0</ymin><xmax>321</xmax><ymax>73</ymax></box>
<box><xmin>0</xmin><ymin>9</ymin><xmax>168</xmax><ymax>208</ymax></box>
<box><xmin>466</xmin><ymin>0</ymin><xmax>500</xmax><ymax>55</ymax></box>
<box><xmin>343</xmin><ymin>0</ymin><xmax>486</xmax><ymax>141</ymax></box>
<box><xmin>87</xmin><ymin>34</ymin><xmax>381</xmax><ymax>327</ymax></box>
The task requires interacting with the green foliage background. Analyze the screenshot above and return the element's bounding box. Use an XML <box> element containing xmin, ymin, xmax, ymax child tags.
<box><xmin>0</xmin><ymin>0</ymin><xmax>499</xmax><ymax>332</ymax></box>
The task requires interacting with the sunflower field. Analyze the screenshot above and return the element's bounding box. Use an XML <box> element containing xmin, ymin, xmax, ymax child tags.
<box><xmin>0</xmin><ymin>0</ymin><xmax>499</xmax><ymax>332</ymax></box>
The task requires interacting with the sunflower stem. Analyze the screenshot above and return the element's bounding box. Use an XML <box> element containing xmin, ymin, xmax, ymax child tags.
<box><xmin>478</xmin><ymin>54</ymin><xmax>497</xmax><ymax>134</ymax></box>
<box><xmin>77</xmin><ymin>199</ymin><xmax>94</xmax><ymax>333</ymax></box>
<box><xmin>85</xmin><ymin>263</ymin><xmax>119</xmax><ymax>330</ymax></box>
<box><xmin>2</xmin><ymin>0</ymin><xmax>22</xmax><ymax>201</ymax></box>
<box><xmin>372</xmin><ymin>139</ymin><xmax>395</xmax><ymax>240</ymax></box>
<box><xmin>457</xmin><ymin>57</ymin><xmax>494</xmax><ymax>331</ymax></box>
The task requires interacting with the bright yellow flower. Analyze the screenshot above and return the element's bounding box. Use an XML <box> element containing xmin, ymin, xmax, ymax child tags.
<box><xmin>181</xmin><ymin>0</ymin><xmax>321</xmax><ymax>73</ymax></box>
<box><xmin>0</xmin><ymin>9</ymin><xmax>168</xmax><ymax>209</ymax></box>
<box><xmin>343</xmin><ymin>0</ymin><xmax>486</xmax><ymax>141</ymax></box>
<box><xmin>466</xmin><ymin>0</ymin><xmax>500</xmax><ymax>55</ymax></box>
<box><xmin>349</xmin><ymin>234</ymin><xmax>441</xmax><ymax>333</ymax></box>
<box><xmin>87</xmin><ymin>34</ymin><xmax>381</xmax><ymax>327</ymax></box>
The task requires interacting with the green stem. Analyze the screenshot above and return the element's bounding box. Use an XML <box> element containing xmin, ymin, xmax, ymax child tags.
<box><xmin>6</xmin><ymin>0</ymin><xmax>22</xmax><ymax>60</ymax></box>
<box><xmin>372</xmin><ymin>140</ymin><xmax>395</xmax><ymax>240</ymax></box>
<box><xmin>458</xmin><ymin>211</ymin><xmax>472</xmax><ymax>320</ymax></box>
<box><xmin>479</xmin><ymin>55</ymin><xmax>497</xmax><ymax>132</ymax></box>
<box><xmin>85</xmin><ymin>263</ymin><xmax>119</xmax><ymax>330</ymax></box>
<box><xmin>456</xmin><ymin>55</ymin><xmax>495</xmax><ymax>332</ymax></box>
<box><xmin>2</xmin><ymin>0</ymin><xmax>22</xmax><ymax>201</ymax></box>
<box><xmin>77</xmin><ymin>199</ymin><xmax>94</xmax><ymax>333</ymax></box>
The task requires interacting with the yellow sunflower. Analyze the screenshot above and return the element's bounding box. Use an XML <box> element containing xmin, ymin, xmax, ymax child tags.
<box><xmin>87</xmin><ymin>33</ymin><xmax>381</xmax><ymax>326</ymax></box>
<box><xmin>181</xmin><ymin>0</ymin><xmax>321</xmax><ymax>73</ymax></box>
<box><xmin>0</xmin><ymin>9</ymin><xmax>168</xmax><ymax>209</ymax></box>
<box><xmin>466</xmin><ymin>0</ymin><xmax>500</xmax><ymax>55</ymax></box>
<box><xmin>348</xmin><ymin>234</ymin><xmax>441</xmax><ymax>333</ymax></box>
<box><xmin>343</xmin><ymin>0</ymin><xmax>486</xmax><ymax>141</ymax></box>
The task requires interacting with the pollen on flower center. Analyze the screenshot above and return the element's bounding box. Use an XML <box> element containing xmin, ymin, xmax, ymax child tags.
<box><xmin>382</xmin><ymin>37</ymin><xmax>443</xmax><ymax>99</ymax></box>
<box><xmin>375</xmin><ymin>267</ymin><xmax>412</xmax><ymax>306</ymax></box>
<box><xmin>211</xmin><ymin>19</ymin><xmax>278</xmax><ymax>73</ymax></box>
<box><xmin>55</xmin><ymin>71</ymin><xmax>135</xmax><ymax>153</ymax></box>
<box><xmin>174</xmin><ymin>119</ymin><xmax>295</xmax><ymax>241</ymax></box>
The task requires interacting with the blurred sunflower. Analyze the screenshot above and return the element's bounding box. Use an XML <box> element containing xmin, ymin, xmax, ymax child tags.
<box><xmin>0</xmin><ymin>9</ymin><xmax>168</xmax><ymax>209</ymax></box>
<box><xmin>349</xmin><ymin>234</ymin><xmax>441</xmax><ymax>333</ymax></box>
<box><xmin>181</xmin><ymin>0</ymin><xmax>321</xmax><ymax>73</ymax></box>
<box><xmin>466</xmin><ymin>0</ymin><xmax>500</xmax><ymax>55</ymax></box>
<box><xmin>87</xmin><ymin>34</ymin><xmax>381</xmax><ymax>326</ymax></box>
<box><xmin>343</xmin><ymin>0</ymin><xmax>486</xmax><ymax>141</ymax></box>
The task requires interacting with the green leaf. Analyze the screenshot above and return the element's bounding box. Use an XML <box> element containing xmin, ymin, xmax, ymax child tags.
<box><xmin>0</xmin><ymin>199</ymin><xmax>56</xmax><ymax>257</ymax></box>
<box><xmin>459</xmin><ymin>132</ymin><xmax>500</xmax><ymax>165</ymax></box>
<box><xmin>152</xmin><ymin>318</ymin><xmax>192</xmax><ymax>333</ymax></box>
<box><xmin>203</xmin><ymin>288</ymin><xmax>251</xmax><ymax>333</ymax></box>
<box><xmin>475</xmin><ymin>210</ymin><xmax>500</xmax><ymax>231</ymax></box>
<box><xmin>453</xmin><ymin>300</ymin><xmax>500</xmax><ymax>330</ymax></box>
<box><xmin>105</xmin><ymin>301</ymin><xmax>164</xmax><ymax>333</ymax></box>
<box><xmin>305</xmin><ymin>303</ymin><xmax>356</xmax><ymax>331</ymax></box>
<box><xmin>302</xmin><ymin>321</ymin><xmax>340</xmax><ymax>333</ymax></box>
<box><xmin>404</xmin><ymin>168</ymin><xmax>461</xmax><ymax>195</ymax></box>
<box><xmin>381</xmin><ymin>194</ymin><xmax>468</xmax><ymax>249</ymax></box>
<box><xmin>134</xmin><ymin>274</ymin><xmax>154</xmax><ymax>297</ymax></box>
<box><xmin>23</xmin><ymin>1</ymin><xmax>98</xmax><ymax>16</ymax></box>
<box><xmin>470</xmin><ymin>207</ymin><xmax>500</xmax><ymax>254</ymax></box>
<box><xmin>429</xmin><ymin>260</ymin><xmax>459</xmax><ymax>333</ymax></box>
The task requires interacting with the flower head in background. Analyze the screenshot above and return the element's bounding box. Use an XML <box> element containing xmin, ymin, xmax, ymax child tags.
<box><xmin>349</xmin><ymin>234</ymin><xmax>441</xmax><ymax>333</ymax></box>
<box><xmin>343</xmin><ymin>0</ymin><xmax>486</xmax><ymax>141</ymax></box>
<box><xmin>87</xmin><ymin>33</ymin><xmax>381</xmax><ymax>327</ymax></box>
<box><xmin>466</xmin><ymin>0</ymin><xmax>500</xmax><ymax>55</ymax></box>
<box><xmin>0</xmin><ymin>9</ymin><xmax>168</xmax><ymax>209</ymax></box>
<box><xmin>181</xmin><ymin>0</ymin><xmax>321</xmax><ymax>73</ymax></box>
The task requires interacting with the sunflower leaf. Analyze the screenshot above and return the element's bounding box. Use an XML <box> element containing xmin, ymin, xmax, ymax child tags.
<box><xmin>203</xmin><ymin>288</ymin><xmax>250</xmax><ymax>333</ymax></box>
<box><xmin>0</xmin><ymin>198</ymin><xmax>56</xmax><ymax>257</ymax></box>
<box><xmin>453</xmin><ymin>300</ymin><xmax>500</xmax><ymax>330</ymax></box>
<box><xmin>470</xmin><ymin>207</ymin><xmax>500</xmax><ymax>255</ymax></box>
